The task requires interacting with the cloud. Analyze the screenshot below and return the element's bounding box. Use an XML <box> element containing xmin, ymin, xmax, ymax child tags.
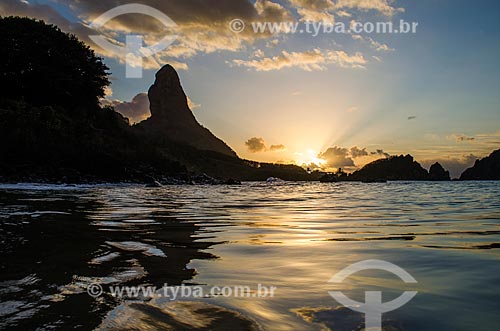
<box><xmin>245</xmin><ymin>137</ymin><xmax>286</xmax><ymax>153</ymax></box>
<box><xmin>350</xmin><ymin>146</ymin><xmax>369</xmax><ymax>158</ymax></box>
<box><xmin>352</xmin><ymin>34</ymin><xmax>394</xmax><ymax>52</ymax></box>
<box><xmin>421</xmin><ymin>154</ymin><xmax>478</xmax><ymax>179</ymax></box>
<box><xmin>336</xmin><ymin>10</ymin><xmax>352</xmax><ymax>17</ymax></box>
<box><xmin>287</xmin><ymin>0</ymin><xmax>400</xmax><ymax>24</ymax></box>
<box><xmin>270</xmin><ymin>144</ymin><xmax>286</xmax><ymax>151</ymax></box>
<box><xmin>266</xmin><ymin>39</ymin><xmax>280</xmax><ymax>47</ymax></box>
<box><xmin>187</xmin><ymin>97</ymin><xmax>201</xmax><ymax>110</ymax></box>
<box><xmin>245</xmin><ymin>137</ymin><xmax>267</xmax><ymax>153</ymax></box>
<box><xmin>312</xmin><ymin>145</ymin><xmax>393</xmax><ymax>172</ymax></box>
<box><xmin>253</xmin><ymin>49</ymin><xmax>265</xmax><ymax>58</ymax></box>
<box><xmin>231</xmin><ymin>48</ymin><xmax>367</xmax><ymax>71</ymax></box>
<box><xmin>408</xmin><ymin>116</ymin><xmax>417</xmax><ymax>120</ymax></box>
<box><xmin>1</xmin><ymin>0</ymin><xmax>404</xmax><ymax>74</ymax></box>
<box><xmin>296</xmin><ymin>8</ymin><xmax>335</xmax><ymax>23</ymax></box>
<box><xmin>318</xmin><ymin>146</ymin><xmax>355</xmax><ymax>168</ymax></box>
<box><xmin>474</xmin><ymin>131</ymin><xmax>500</xmax><ymax>146</ymax></box>
<box><xmin>67</xmin><ymin>0</ymin><xmax>293</xmax><ymax>66</ymax></box>
<box><xmin>104</xmin><ymin>86</ymin><xmax>113</xmax><ymax>97</ymax></box>
<box><xmin>1</xmin><ymin>0</ymin><xmax>280</xmax><ymax>71</ymax></box>
<box><xmin>448</xmin><ymin>134</ymin><xmax>475</xmax><ymax>142</ymax></box>
<box><xmin>335</xmin><ymin>0</ymin><xmax>402</xmax><ymax>16</ymax></box>
<box><xmin>102</xmin><ymin>93</ymin><xmax>151</xmax><ymax>124</ymax></box>
<box><xmin>289</xmin><ymin>0</ymin><xmax>335</xmax><ymax>12</ymax></box>
<box><xmin>255</xmin><ymin>0</ymin><xmax>293</xmax><ymax>21</ymax></box>
<box><xmin>288</xmin><ymin>0</ymin><xmax>335</xmax><ymax>22</ymax></box>
<box><xmin>0</xmin><ymin>0</ymin><xmax>96</xmax><ymax>45</ymax></box>
<box><xmin>59</xmin><ymin>0</ymin><xmax>259</xmax><ymax>27</ymax></box>
<box><xmin>371</xmin><ymin>149</ymin><xmax>391</xmax><ymax>158</ymax></box>
<box><xmin>287</xmin><ymin>0</ymin><xmax>401</xmax><ymax>23</ymax></box>
<box><xmin>445</xmin><ymin>131</ymin><xmax>500</xmax><ymax>148</ymax></box>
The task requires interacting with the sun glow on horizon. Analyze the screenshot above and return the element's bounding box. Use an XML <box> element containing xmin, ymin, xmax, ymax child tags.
<box><xmin>294</xmin><ymin>149</ymin><xmax>327</xmax><ymax>168</ymax></box>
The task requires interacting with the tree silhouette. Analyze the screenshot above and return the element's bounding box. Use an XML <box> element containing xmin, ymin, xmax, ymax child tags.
<box><xmin>0</xmin><ymin>16</ymin><xmax>109</xmax><ymax>110</ymax></box>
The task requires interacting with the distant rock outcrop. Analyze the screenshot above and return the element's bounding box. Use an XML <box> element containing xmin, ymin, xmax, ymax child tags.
<box><xmin>136</xmin><ymin>65</ymin><xmax>237</xmax><ymax>158</ymax></box>
<box><xmin>429</xmin><ymin>162</ymin><xmax>451</xmax><ymax>181</ymax></box>
<box><xmin>349</xmin><ymin>155</ymin><xmax>431</xmax><ymax>181</ymax></box>
<box><xmin>460</xmin><ymin>149</ymin><xmax>500</xmax><ymax>180</ymax></box>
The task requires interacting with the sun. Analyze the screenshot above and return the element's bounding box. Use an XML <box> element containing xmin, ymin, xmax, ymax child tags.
<box><xmin>295</xmin><ymin>149</ymin><xmax>327</xmax><ymax>168</ymax></box>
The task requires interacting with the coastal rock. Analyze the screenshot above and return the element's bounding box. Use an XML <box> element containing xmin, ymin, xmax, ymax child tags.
<box><xmin>429</xmin><ymin>162</ymin><xmax>451</xmax><ymax>181</ymax></box>
<box><xmin>224</xmin><ymin>178</ymin><xmax>242</xmax><ymax>185</ymax></box>
<box><xmin>460</xmin><ymin>149</ymin><xmax>500</xmax><ymax>180</ymax></box>
<box><xmin>136</xmin><ymin>65</ymin><xmax>237</xmax><ymax>158</ymax></box>
<box><xmin>349</xmin><ymin>155</ymin><xmax>430</xmax><ymax>181</ymax></box>
<box><xmin>319</xmin><ymin>174</ymin><xmax>338</xmax><ymax>183</ymax></box>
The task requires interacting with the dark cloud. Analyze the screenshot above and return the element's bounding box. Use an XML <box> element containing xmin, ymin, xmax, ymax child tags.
<box><xmin>245</xmin><ymin>138</ymin><xmax>286</xmax><ymax>153</ymax></box>
<box><xmin>408</xmin><ymin>116</ymin><xmax>417</xmax><ymax>120</ymax></box>
<box><xmin>371</xmin><ymin>149</ymin><xmax>391</xmax><ymax>158</ymax></box>
<box><xmin>451</xmin><ymin>134</ymin><xmax>475</xmax><ymax>142</ymax></box>
<box><xmin>245</xmin><ymin>137</ymin><xmax>267</xmax><ymax>153</ymax></box>
<box><xmin>0</xmin><ymin>0</ymin><xmax>96</xmax><ymax>45</ymax></box>
<box><xmin>59</xmin><ymin>0</ymin><xmax>259</xmax><ymax>26</ymax></box>
<box><xmin>421</xmin><ymin>154</ymin><xmax>478</xmax><ymax>179</ymax></box>
<box><xmin>350</xmin><ymin>146</ymin><xmax>368</xmax><ymax>158</ymax></box>
<box><xmin>102</xmin><ymin>93</ymin><xmax>151</xmax><ymax>124</ymax></box>
<box><xmin>318</xmin><ymin>146</ymin><xmax>355</xmax><ymax>168</ymax></box>
<box><xmin>316</xmin><ymin>145</ymin><xmax>393</xmax><ymax>171</ymax></box>
<box><xmin>1</xmin><ymin>0</ymin><xmax>284</xmax><ymax>69</ymax></box>
<box><xmin>270</xmin><ymin>144</ymin><xmax>286</xmax><ymax>151</ymax></box>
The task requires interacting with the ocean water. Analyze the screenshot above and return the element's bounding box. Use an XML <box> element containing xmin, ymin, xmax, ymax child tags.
<box><xmin>0</xmin><ymin>182</ymin><xmax>499</xmax><ymax>330</ymax></box>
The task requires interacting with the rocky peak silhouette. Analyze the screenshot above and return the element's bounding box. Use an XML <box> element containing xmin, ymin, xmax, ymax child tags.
<box><xmin>429</xmin><ymin>162</ymin><xmax>451</xmax><ymax>181</ymax></box>
<box><xmin>137</xmin><ymin>65</ymin><xmax>237</xmax><ymax>158</ymax></box>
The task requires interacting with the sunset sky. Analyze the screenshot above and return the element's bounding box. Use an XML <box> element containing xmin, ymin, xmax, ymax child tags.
<box><xmin>1</xmin><ymin>0</ymin><xmax>499</xmax><ymax>177</ymax></box>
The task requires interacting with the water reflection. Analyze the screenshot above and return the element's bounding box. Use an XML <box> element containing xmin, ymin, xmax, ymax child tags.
<box><xmin>0</xmin><ymin>182</ymin><xmax>499</xmax><ymax>330</ymax></box>
<box><xmin>0</xmin><ymin>186</ymin><xmax>219</xmax><ymax>330</ymax></box>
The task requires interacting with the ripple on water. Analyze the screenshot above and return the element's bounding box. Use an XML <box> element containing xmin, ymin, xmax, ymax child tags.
<box><xmin>89</xmin><ymin>252</ymin><xmax>121</xmax><ymax>265</ymax></box>
<box><xmin>54</xmin><ymin>259</ymin><xmax>147</xmax><ymax>301</ymax></box>
<box><xmin>105</xmin><ymin>241</ymin><xmax>167</xmax><ymax>258</ymax></box>
<box><xmin>0</xmin><ymin>181</ymin><xmax>499</xmax><ymax>330</ymax></box>
<box><xmin>97</xmin><ymin>301</ymin><xmax>262</xmax><ymax>331</ymax></box>
<box><xmin>292</xmin><ymin>306</ymin><xmax>403</xmax><ymax>331</ymax></box>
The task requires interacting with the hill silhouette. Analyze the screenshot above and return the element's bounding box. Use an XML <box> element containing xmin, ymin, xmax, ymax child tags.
<box><xmin>460</xmin><ymin>149</ymin><xmax>500</xmax><ymax>180</ymax></box>
<box><xmin>347</xmin><ymin>155</ymin><xmax>444</xmax><ymax>181</ymax></box>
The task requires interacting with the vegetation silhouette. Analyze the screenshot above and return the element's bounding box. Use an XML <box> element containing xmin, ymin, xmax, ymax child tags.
<box><xmin>0</xmin><ymin>17</ymin><xmax>109</xmax><ymax>110</ymax></box>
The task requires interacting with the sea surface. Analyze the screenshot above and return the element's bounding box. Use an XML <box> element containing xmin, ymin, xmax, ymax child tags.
<box><xmin>0</xmin><ymin>181</ymin><xmax>499</xmax><ymax>330</ymax></box>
